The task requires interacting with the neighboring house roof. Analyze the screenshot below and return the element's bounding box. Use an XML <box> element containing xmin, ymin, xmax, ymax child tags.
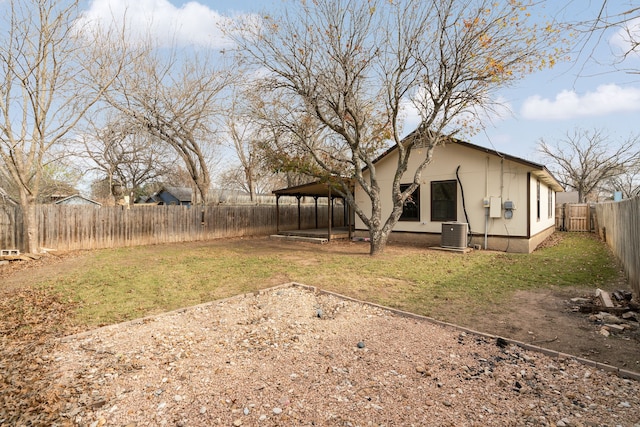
<box><xmin>139</xmin><ymin>186</ymin><xmax>193</xmax><ymax>205</ymax></box>
<box><xmin>163</xmin><ymin>186</ymin><xmax>192</xmax><ymax>203</ymax></box>
<box><xmin>367</xmin><ymin>130</ymin><xmax>564</xmax><ymax>192</ymax></box>
<box><xmin>54</xmin><ymin>194</ymin><xmax>102</xmax><ymax>206</ymax></box>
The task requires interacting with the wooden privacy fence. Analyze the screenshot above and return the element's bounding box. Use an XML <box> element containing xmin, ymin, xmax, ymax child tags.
<box><xmin>0</xmin><ymin>204</ymin><xmax>346</xmax><ymax>252</ymax></box>
<box><xmin>0</xmin><ymin>205</ymin><xmax>22</xmax><ymax>250</ymax></box>
<box><xmin>555</xmin><ymin>203</ymin><xmax>596</xmax><ymax>232</ymax></box>
<box><xmin>595</xmin><ymin>197</ymin><xmax>640</xmax><ymax>297</ymax></box>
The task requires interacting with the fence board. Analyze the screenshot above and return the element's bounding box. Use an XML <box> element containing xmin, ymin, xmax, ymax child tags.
<box><xmin>555</xmin><ymin>203</ymin><xmax>595</xmax><ymax>232</ymax></box>
<box><xmin>0</xmin><ymin>204</ymin><xmax>346</xmax><ymax>252</ymax></box>
<box><xmin>595</xmin><ymin>196</ymin><xmax>640</xmax><ymax>297</ymax></box>
<box><xmin>0</xmin><ymin>206</ymin><xmax>20</xmax><ymax>249</ymax></box>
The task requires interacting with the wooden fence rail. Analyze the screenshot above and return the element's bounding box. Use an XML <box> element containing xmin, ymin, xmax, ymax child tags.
<box><xmin>555</xmin><ymin>203</ymin><xmax>596</xmax><ymax>232</ymax></box>
<box><xmin>0</xmin><ymin>204</ymin><xmax>346</xmax><ymax>252</ymax></box>
<box><xmin>595</xmin><ymin>196</ymin><xmax>640</xmax><ymax>296</ymax></box>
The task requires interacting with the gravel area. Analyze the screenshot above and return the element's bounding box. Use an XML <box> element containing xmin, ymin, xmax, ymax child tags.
<box><xmin>54</xmin><ymin>284</ymin><xmax>640</xmax><ymax>426</ymax></box>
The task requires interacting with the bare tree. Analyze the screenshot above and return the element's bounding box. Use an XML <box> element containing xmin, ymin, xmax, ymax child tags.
<box><xmin>103</xmin><ymin>42</ymin><xmax>236</xmax><ymax>205</ymax></box>
<box><xmin>37</xmin><ymin>160</ymin><xmax>82</xmax><ymax>202</ymax></box>
<box><xmin>601</xmin><ymin>158</ymin><xmax>640</xmax><ymax>199</ymax></box>
<box><xmin>81</xmin><ymin>114</ymin><xmax>177</xmax><ymax>205</ymax></box>
<box><xmin>569</xmin><ymin>1</ymin><xmax>639</xmax><ymax>73</ymax></box>
<box><xmin>220</xmin><ymin>93</ymin><xmax>269</xmax><ymax>201</ymax></box>
<box><xmin>232</xmin><ymin>0</ymin><xmax>565</xmax><ymax>255</ymax></box>
<box><xmin>538</xmin><ymin>128</ymin><xmax>640</xmax><ymax>202</ymax></box>
<box><xmin>0</xmin><ymin>0</ymin><xmax>127</xmax><ymax>252</ymax></box>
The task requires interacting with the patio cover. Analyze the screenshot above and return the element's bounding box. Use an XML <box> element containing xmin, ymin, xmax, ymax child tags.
<box><xmin>272</xmin><ymin>180</ymin><xmax>354</xmax><ymax>241</ymax></box>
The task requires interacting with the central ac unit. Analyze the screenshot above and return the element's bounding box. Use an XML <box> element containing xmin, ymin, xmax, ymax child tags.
<box><xmin>441</xmin><ymin>222</ymin><xmax>468</xmax><ymax>249</ymax></box>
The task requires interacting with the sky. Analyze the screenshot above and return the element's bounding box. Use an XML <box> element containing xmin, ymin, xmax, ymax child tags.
<box><xmin>78</xmin><ymin>0</ymin><xmax>640</xmax><ymax>165</ymax></box>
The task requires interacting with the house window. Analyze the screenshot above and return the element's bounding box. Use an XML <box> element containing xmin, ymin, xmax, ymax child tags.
<box><xmin>431</xmin><ymin>180</ymin><xmax>457</xmax><ymax>222</ymax></box>
<box><xmin>536</xmin><ymin>180</ymin><xmax>541</xmax><ymax>221</ymax></box>
<box><xmin>548</xmin><ymin>187</ymin><xmax>553</xmax><ymax>219</ymax></box>
<box><xmin>399</xmin><ymin>184</ymin><xmax>420</xmax><ymax>221</ymax></box>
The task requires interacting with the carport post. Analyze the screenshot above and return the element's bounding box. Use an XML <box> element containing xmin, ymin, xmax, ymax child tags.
<box><xmin>314</xmin><ymin>196</ymin><xmax>319</xmax><ymax>229</ymax></box>
<box><xmin>275</xmin><ymin>194</ymin><xmax>280</xmax><ymax>233</ymax></box>
<box><xmin>327</xmin><ymin>187</ymin><xmax>332</xmax><ymax>241</ymax></box>
<box><xmin>296</xmin><ymin>194</ymin><xmax>302</xmax><ymax>230</ymax></box>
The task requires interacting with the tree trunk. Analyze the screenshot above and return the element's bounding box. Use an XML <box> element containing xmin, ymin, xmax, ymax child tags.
<box><xmin>367</xmin><ymin>199</ymin><xmax>394</xmax><ymax>256</ymax></box>
<box><xmin>18</xmin><ymin>189</ymin><xmax>38</xmax><ymax>254</ymax></box>
<box><xmin>369</xmin><ymin>228</ymin><xmax>390</xmax><ymax>256</ymax></box>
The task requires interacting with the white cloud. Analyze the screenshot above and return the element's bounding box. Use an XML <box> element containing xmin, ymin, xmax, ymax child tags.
<box><xmin>609</xmin><ymin>17</ymin><xmax>640</xmax><ymax>57</ymax></box>
<box><xmin>520</xmin><ymin>84</ymin><xmax>640</xmax><ymax>120</ymax></box>
<box><xmin>77</xmin><ymin>0</ymin><xmax>240</xmax><ymax>48</ymax></box>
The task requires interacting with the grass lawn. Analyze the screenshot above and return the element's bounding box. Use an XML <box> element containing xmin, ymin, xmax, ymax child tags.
<box><xmin>41</xmin><ymin>232</ymin><xmax>622</xmax><ymax>329</ymax></box>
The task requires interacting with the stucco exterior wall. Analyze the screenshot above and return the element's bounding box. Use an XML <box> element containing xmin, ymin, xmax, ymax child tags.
<box><xmin>354</xmin><ymin>142</ymin><xmax>557</xmax><ymax>252</ymax></box>
<box><xmin>529</xmin><ymin>174</ymin><xmax>556</xmax><ymax>237</ymax></box>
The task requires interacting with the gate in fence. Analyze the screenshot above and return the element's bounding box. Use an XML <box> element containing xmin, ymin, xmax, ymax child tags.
<box><xmin>555</xmin><ymin>203</ymin><xmax>596</xmax><ymax>232</ymax></box>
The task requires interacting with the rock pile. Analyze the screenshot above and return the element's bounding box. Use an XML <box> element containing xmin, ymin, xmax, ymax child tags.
<box><xmin>568</xmin><ymin>288</ymin><xmax>638</xmax><ymax>338</ymax></box>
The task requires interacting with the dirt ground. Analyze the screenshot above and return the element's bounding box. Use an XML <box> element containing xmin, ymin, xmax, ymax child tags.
<box><xmin>478</xmin><ymin>287</ymin><xmax>640</xmax><ymax>371</ymax></box>
<box><xmin>1</xmin><ymin>237</ymin><xmax>640</xmax><ymax>425</ymax></box>
<box><xmin>0</xmin><ymin>239</ymin><xmax>640</xmax><ymax>371</ymax></box>
<box><xmin>1</xmin><ymin>238</ymin><xmax>638</xmax><ymax>373</ymax></box>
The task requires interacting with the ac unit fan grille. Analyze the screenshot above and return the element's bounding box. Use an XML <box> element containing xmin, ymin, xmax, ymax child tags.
<box><xmin>441</xmin><ymin>222</ymin><xmax>468</xmax><ymax>249</ymax></box>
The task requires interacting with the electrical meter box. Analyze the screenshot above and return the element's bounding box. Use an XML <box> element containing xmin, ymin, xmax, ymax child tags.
<box><xmin>504</xmin><ymin>200</ymin><xmax>515</xmax><ymax>210</ymax></box>
<box><xmin>489</xmin><ymin>197</ymin><xmax>502</xmax><ymax>218</ymax></box>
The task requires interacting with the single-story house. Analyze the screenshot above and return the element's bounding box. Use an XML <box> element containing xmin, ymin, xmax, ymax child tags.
<box><xmin>354</xmin><ymin>135</ymin><xmax>563</xmax><ymax>253</ymax></box>
<box><xmin>141</xmin><ymin>186</ymin><xmax>192</xmax><ymax>206</ymax></box>
<box><xmin>54</xmin><ymin>194</ymin><xmax>102</xmax><ymax>206</ymax></box>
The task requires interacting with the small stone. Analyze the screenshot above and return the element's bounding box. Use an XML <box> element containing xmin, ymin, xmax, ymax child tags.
<box><xmin>600</xmin><ymin>327</ymin><xmax>610</xmax><ymax>337</ymax></box>
<box><xmin>619</xmin><ymin>401</ymin><xmax>631</xmax><ymax>408</ymax></box>
<box><xmin>357</xmin><ymin>341</ymin><xmax>365</xmax><ymax>349</ymax></box>
<box><xmin>273</xmin><ymin>407</ymin><xmax>283</xmax><ymax>415</ymax></box>
<box><xmin>174</xmin><ymin>395</ymin><xmax>183</xmax><ymax>402</ymax></box>
<box><xmin>442</xmin><ymin>400</ymin><xmax>452</xmax><ymax>407</ymax></box>
<box><xmin>278</xmin><ymin>396</ymin><xmax>290</xmax><ymax>406</ymax></box>
<box><xmin>605</xmin><ymin>323</ymin><xmax>626</xmax><ymax>334</ymax></box>
<box><xmin>243</xmin><ymin>407</ymin><xmax>250</xmax><ymax>415</ymax></box>
<box><xmin>570</xmin><ymin>297</ymin><xmax>590</xmax><ymax>304</ymax></box>
<box><xmin>233</xmin><ymin>419</ymin><xmax>242</xmax><ymax>426</ymax></box>
<box><xmin>259</xmin><ymin>415</ymin><xmax>267</xmax><ymax>421</ymax></box>
<box><xmin>415</xmin><ymin>365</ymin><xmax>426</xmax><ymax>374</ymax></box>
<box><xmin>199</xmin><ymin>406</ymin><xmax>207</xmax><ymax>414</ymax></box>
<box><xmin>316</xmin><ymin>309</ymin><xmax>323</xmax><ymax>318</ymax></box>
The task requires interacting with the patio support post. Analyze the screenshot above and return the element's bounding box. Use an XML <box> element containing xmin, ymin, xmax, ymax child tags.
<box><xmin>314</xmin><ymin>196</ymin><xmax>319</xmax><ymax>229</ymax></box>
<box><xmin>275</xmin><ymin>194</ymin><xmax>281</xmax><ymax>233</ymax></box>
<box><xmin>327</xmin><ymin>187</ymin><xmax>332</xmax><ymax>242</ymax></box>
<box><xmin>345</xmin><ymin>198</ymin><xmax>352</xmax><ymax>240</ymax></box>
<box><xmin>296</xmin><ymin>194</ymin><xmax>302</xmax><ymax>230</ymax></box>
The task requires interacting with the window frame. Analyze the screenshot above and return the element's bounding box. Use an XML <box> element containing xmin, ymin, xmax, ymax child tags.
<box><xmin>536</xmin><ymin>179</ymin><xmax>541</xmax><ymax>221</ymax></box>
<box><xmin>399</xmin><ymin>183</ymin><xmax>420</xmax><ymax>222</ymax></box>
<box><xmin>430</xmin><ymin>180</ymin><xmax>457</xmax><ymax>222</ymax></box>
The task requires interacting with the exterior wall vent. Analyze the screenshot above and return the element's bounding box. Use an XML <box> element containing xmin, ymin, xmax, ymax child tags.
<box><xmin>441</xmin><ymin>222</ymin><xmax>468</xmax><ymax>249</ymax></box>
